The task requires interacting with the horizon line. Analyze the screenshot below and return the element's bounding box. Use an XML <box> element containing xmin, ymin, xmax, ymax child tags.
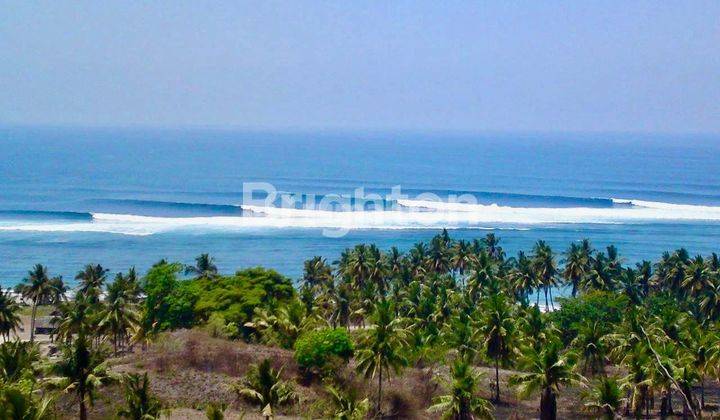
<box><xmin>1</xmin><ymin>122</ymin><xmax>719</xmax><ymax>139</ymax></box>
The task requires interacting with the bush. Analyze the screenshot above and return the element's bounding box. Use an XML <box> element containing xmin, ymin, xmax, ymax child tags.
<box><xmin>550</xmin><ymin>291</ymin><xmax>628</xmax><ymax>344</ymax></box>
<box><xmin>294</xmin><ymin>328</ymin><xmax>354</xmax><ymax>375</ymax></box>
<box><xmin>205</xmin><ymin>313</ymin><xmax>239</xmax><ymax>339</ymax></box>
<box><xmin>142</xmin><ymin>264</ymin><xmax>294</xmax><ymax>334</ymax></box>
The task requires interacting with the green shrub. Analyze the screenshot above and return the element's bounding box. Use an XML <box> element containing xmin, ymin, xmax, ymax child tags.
<box><xmin>550</xmin><ymin>291</ymin><xmax>628</xmax><ymax>344</ymax></box>
<box><xmin>142</xmin><ymin>264</ymin><xmax>294</xmax><ymax>334</ymax></box>
<box><xmin>294</xmin><ymin>328</ymin><xmax>354</xmax><ymax>374</ymax></box>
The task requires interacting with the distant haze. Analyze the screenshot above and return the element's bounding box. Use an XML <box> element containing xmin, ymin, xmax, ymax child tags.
<box><xmin>1</xmin><ymin>1</ymin><xmax>719</xmax><ymax>134</ymax></box>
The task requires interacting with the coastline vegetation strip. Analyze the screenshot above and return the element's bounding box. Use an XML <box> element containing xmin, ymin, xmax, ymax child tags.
<box><xmin>1</xmin><ymin>229</ymin><xmax>719</xmax><ymax>419</ymax></box>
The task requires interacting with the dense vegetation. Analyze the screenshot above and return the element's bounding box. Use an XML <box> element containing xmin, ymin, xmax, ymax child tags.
<box><xmin>1</xmin><ymin>231</ymin><xmax>719</xmax><ymax>419</ymax></box>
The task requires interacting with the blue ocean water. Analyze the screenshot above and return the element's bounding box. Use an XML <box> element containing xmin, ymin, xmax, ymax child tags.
<box><xmin>1</xmin><ymin>126</ymin><xmax>719</xmax><ymax>289</ymax></box>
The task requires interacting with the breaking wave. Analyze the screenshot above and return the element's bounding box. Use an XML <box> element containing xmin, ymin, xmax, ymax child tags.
<box><xmin>0</xmin><ymin>197</ymin><xmax>718</xmax><ymax>236</ymax></box>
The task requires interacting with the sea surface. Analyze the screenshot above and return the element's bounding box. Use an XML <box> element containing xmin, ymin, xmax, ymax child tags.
<box><xmin>1</xmin><ymin>127</ymin><xmax>719</xmax><ymax>289</ymax></box>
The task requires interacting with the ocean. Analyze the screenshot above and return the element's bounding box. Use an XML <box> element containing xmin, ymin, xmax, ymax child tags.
<box><xmin>1</xmin><ymin>126</ymin><xmax>719</xmax><ymax>289</ymax></box>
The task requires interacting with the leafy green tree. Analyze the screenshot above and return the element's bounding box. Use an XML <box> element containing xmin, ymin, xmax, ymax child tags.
<box><xmin>117</xmin><ymin>372</ymin><xmax>162</xmax><ymax>419</ymax></box>
<box><xmin>235</xmin><ymin>358</ymin><xmax>295</xmax><ymax>419</ymax></box>
<box><xmin>510</xmin><ymin>342</ymin><xmax>584</xmax><ymax>420</ymax></box>
<box><xmin>550</xmin><ymin>291</ymin><xmax>627</xmax><ymax>345</ymax></box>
<box><xmin>141</xmin><ymin>262</ymin><xmax>194</xmax><ymax>333</ymax></box>
<box><xmin>355</xmin><ymin>299</ymin><xmax>408</xmax><ymax>416</ymax></box>
<box><xmin>428</xmin><ymin>358</ymin><xmax>494</xmax><ymax>420</ymax></box>
<box><xmin>294</xmin><ymin>327</ymin><xmax>353</xmax><ymax>375</ymax></box>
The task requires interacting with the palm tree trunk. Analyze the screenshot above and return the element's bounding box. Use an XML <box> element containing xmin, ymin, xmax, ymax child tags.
<box><xmin>30</xmin><ymin>300</ymin><xmax>38</xmax><ymax>343</ymax></box>
<box><xmin>377</xmin><ymin>367</ymin><xmax>383</xmax><ymax>416</ymax></box>
<box><xmin>494</xmin><ymin>358</ymin><xmax>500</xmax><ymax>402</ymax></box>
<box><xmin>544</xmin><ymin>287</ymin><xmax>549</xmax><ymax>309</ymax></box>
<box><xmin>701</xmin><ymin>378</ymin><xmax>705</xmax><ymax>408</ymax></box>
<box><xmin>571</xmin><ymin>279</ymin><xmax>577</xmax><ymax>297</ymax></box>
<box><xmin>79</xmin><ymin>391</ymin><xmax>87</xmax><ymax>420</ymax></box>
<box><xmin>540</xmin><ymin>387</ymin><xmax>557</xmax><ymax>420</ymax></box>
<box><xmin>549</xmin><ymin>287</ymin><xmax>555</xmax><ymax>310</ymax></box>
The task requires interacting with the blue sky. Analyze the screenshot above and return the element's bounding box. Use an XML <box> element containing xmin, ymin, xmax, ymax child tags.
<box><xmin>1</xmin><ymin>1</ymin><xmax>719</xmax><ymax>133</ymax></box>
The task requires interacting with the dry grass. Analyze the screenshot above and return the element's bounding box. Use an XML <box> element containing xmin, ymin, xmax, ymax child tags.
<box><xmin>49</xmin><ymin>329</ymin><xmax>720</xmax><ymax>419</ymax></box>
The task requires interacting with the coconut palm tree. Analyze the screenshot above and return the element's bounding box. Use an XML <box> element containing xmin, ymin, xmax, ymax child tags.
<box><xmin>517</xmin><ymin>305</ymin><xmax>557</xmax><ymax>353</ymax></box>
<box><xmin>620</xmin><ymin>343</ymin><xmax>653</xmax><ymax>418</ymax></box>
<box><xmin>355</xmin><ymin>299</ymin><xmax>408</xmax><ymax>416</ymax></box>
<box><xmin>235</xmin><ymin>358</ymin><xmax>295</xmax><ymax>419</ymax></box>
<box><xmin>467</xmin><ymin>251</ymin><xmax>496</xmax><ymax>304</ymax></box>
<box><xmin>510</xmin><ymin>341</ymin><xmax>584</xmax><ymax>420</ymax></box>
<box><xmin>571</xmin><ymin>320</ymin><xmax>608</xmax><ymax>376</ymax></box>
<box><xmin>117</xmin><ymin>372</ymin><xmax>162</xmax><ymax>419</ymax></box>
<box><xmin>48</xmin><ymin>276</ymin><xmax>68</xmax><ymax>304</ymax></box>
<box><xmin>185</xmin><ymin>253</ymin><xmax>218</xmax><ymax>279</ymax></box>
<box><xmin>343</xmin><ymin>245</ymin><xmax>373</xmax><ymax>291</ymax></box>
<box><xmin>428</xmin><ymin>235</ymin><xmax>451</xmax><ymax>274</ymax></box>
<box><xmin>0</xmin><ymin>288</ymin><xmax>22</xmax><ymax>341</ymax></box>
<box><xmin>302</xmin><ymin>256</ymin><xmax>333</xmax><ymax>289</ymax></box>
<box><xmin>562</xmin><ymin>242</ymin><xmax>590</xmax><ymax>298</ymax></box>
<box><xmin>682</xmin><ymin>255</ymin><xmax>711</xmax><ymax>297</ymax></box>
<box><xmin>75</xmin><ymin>263</ymin><xmax>109</xmax><ymax>303</ymax></box>
<box><xmin>685</xmin><ymin>326</ymin><xmax>714</xmax><ymax>409</ymax></box>
<box><xmin>429</xmin><ymin>358</ymin><xmax>494</xmax><ymax>420</ymax></box>
<box><xmin>699</xmin><ymin>278</ymin><xmax>720</xmax><ymax>321</ymax></box>
<box><xmin>581</xmin><ymin>254</ymin><xmax>616</xmax><ymax>293</ymax></box>
<box><xmin>451</xmin><ymin>240</ymin><xmax>473</xmax><ymax>285</ymax></box>
<box><xmin>635</xmin><ymin>260</ymin><xmax>652</xmax><ymax>298</ymax></box>
<box><xmin>409</xmin><ymin>242</ymin><xmax>429</xmax><ymax>277</ymax></box>
<box><xmin>531</xmin><ymin>241</ymin><xmax>559</xmax><ymax>310</ymax></box>
<box><xmin>16</xmin><ymin>264</ymin><xmax>53</xmax><ymax>343</ymax></box>
<box><xmin>481</xmin><ymin>293</ymin><xmax>516</xmax><ymax>402</ymax></box>
<box><xmin>443</xmin><ymin>310</ymin><xmax>480</xmax><ymax>361</ymax></box>
<box><xmin>326</xmin><ymin>385</ymin><xmax>370</xmax><ymax>420</ymax></box>
<box><xmin>0</xmin><ymin>385</ymin><xmax>53</xmax><ymax>420</ymax></box>
<box><xmin>0</xmin><ymin>339</ymin><xmax>40</xmax><ymax>383</ymax></box>
<box><xmin>46</xmin><ymin>333</ymin><xmax>116</xmax><ymax>420</ymax></box>
<box><xmin>483</xmin><ymin>233</ymin><xmax>503</xmax><ymax>261</ymax></box>
<box><xmin>582</xmin><ymin>376</ymin><xmax>625</xmax><ymax>419</ymax></box>
<box><xmin>99</xmin><ymin>292</ymin><xmax>140</xmax><ymax>354</ymax></box>
<box><xmin>54</xmin><ymin>295</ymin><xmax>92</xmax><ymax>344</ymax></box>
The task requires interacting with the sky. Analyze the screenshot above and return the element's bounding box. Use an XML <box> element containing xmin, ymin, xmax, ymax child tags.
<box><xmin>1</xmin><ymin>1</ymin><xmax>719</xmax><ymax>134</ymax></box>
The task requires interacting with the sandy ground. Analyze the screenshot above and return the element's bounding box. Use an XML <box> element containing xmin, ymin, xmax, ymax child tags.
<box><xmin>1</xmin><ymin>315</ymin><xmax>56</xmax><ymax>355</ymax></box>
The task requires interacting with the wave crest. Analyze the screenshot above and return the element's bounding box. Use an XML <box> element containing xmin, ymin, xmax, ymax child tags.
<box><xmin>0</xmin><ymin>197</ymin><xmax>718</xmax><ymax>236</ymax></box>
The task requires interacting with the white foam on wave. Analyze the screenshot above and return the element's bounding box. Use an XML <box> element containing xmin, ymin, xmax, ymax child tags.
<box><xmin>396</xmin><ymin>198</ymin><xmax>720</xmax><ymax>223</ymax></box>
<box><xmin>0</xmin><ymin>198</ymin><xmax>719</xmax><ymax>236</ymax></box>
